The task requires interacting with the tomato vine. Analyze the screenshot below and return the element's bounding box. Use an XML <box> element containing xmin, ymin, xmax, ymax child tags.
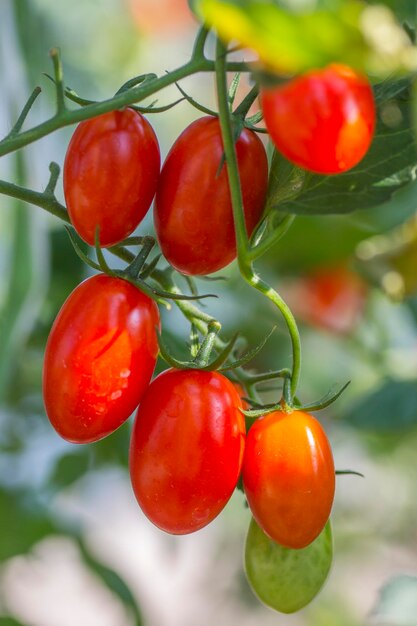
<box><xmin>1</xmin><ymin>2</ymin><xmax>411</xmax><ymax>615</ymax></box>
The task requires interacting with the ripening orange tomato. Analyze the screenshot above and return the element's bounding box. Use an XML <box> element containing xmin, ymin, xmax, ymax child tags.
<box><xmin>242</xmin><ymin>410</ymin><xmax>335</xmax><ymax>549</ymax></box>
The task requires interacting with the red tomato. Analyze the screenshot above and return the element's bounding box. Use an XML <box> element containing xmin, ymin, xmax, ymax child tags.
<box><xmin>261</xmin><ymin>64</ymin><xmax>376</xmax><ymax>174</ymax></box>
<box><xmin>64</xmin><ymin>109</ymin><xmax>160</xmax><ymax>247</ymax></box>
<box><xmin>129</xmin><ymin>368</ymin><xmax>246</xmax><ymax>534</ymax></box>
<box><xmin>43</xmin><ymin>274</ymin><xmax>160</xmax><ymax>444</ymax></box>
<box><xmin>154</xmin><ymin>116</ymin><xmax>268</xmax><ymax>275</ymax></box>
<box><xmin>283</xmin><ymin>265</ymin><xmax>368</xmax><ymax>334</ymax></box>
<box><xmin>242</xmin><ymin>410</ymin><xmax>335</xmax><ymax>549</ymax></box>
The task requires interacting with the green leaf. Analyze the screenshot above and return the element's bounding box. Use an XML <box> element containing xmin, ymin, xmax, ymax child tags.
<box><xmin>0</xmin><ymin>618</ymin><xmax>26</xmax><ymax>626</ymax></box>
<box><xmin>372</xmin><ymin>576</ymin><xmax>417</xmax><ymax>625</ymax></box>
<box><xmin>266</xmin><ymin>78</ymin><xmax>417</xmax><ymax>217</ymax></box>
<box><xmin>49</xmin><ymin>451</ymin><xmax>91</xmax><ymax>489</ymax></box>
<box><xmin>245</xmin><ymin>518</ymin><xmax>333</xmax><ymax>614</ymax></box>
<box><xmin>78</xmin><ymin>540</ymin><xmax>143</xmax><ymax>625</ymax></box>
<box><xmin>344</xmin><ymin>380</ymin><xmax>417</xmax><ymax>432</ymax></box>
<box><xmin>0</xmin><ymin>488</ymin><xmax>56</xmax><ymax>561</ymax></box>
<box><xmin>198</xmin><ymin>0</ymin><xmax>416</xmax><ymax>76</ymax></box>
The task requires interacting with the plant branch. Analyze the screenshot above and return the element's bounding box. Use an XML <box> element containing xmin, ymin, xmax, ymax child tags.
<box><xmin>215</xmin><ymin>37</ymin><xmax>302</xmax><ymax>402</ymax></box>
<box><xmin>0</xmin><ymin>26</ymin><xmax>250</xmax><ymax>159</ymax></box>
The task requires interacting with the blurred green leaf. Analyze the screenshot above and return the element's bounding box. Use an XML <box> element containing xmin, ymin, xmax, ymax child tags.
<box><xmin>372</xmin><ymin>576</ymin><xmax>417</xmax><ymax>625</ymax></box>
<box><xmin>266</xmin><ymin>78</ymin><xmax>416</xmax><ymax>217</ymax></box>
<box><xmin>0</xmin><ymin>618</ymin><xmax>26</xmax><ymax>626</ymax></box>
<box><xmin>0</xmin><ymin>488</ymin><xmax>56</xmax><ymax>561</ymax></box>
<box><xmin>344</xmin><ymin>380</ymin><xmax>417</xmax><ymax>431</ymax></box>
<box><xmin>78</xmin><ymin>539</ymin><xmax>143</xmax><ymax>625</ymax></box>
<box><xmin>49</xmin><ymin>451</ymin><xmax>91</xmax><ymax>489</ymax></box>
<box><xmin>369</xmin><ymin>0</ymin><xmax>416</xmax><ymax>24</ymax></box>
<box><xmin>245</xmin><ymin>518</ymin><xmax>333</xmax><ymax>614</ymax></box>
<box><xmin>198</xmin><ymin>0</ymin><xmax>416</xmax><ymax>76</ymax></box>
<box><xmin>0</xmin><ymin>160</ymin><xmax>34</xmax><ymax>402</ymax></box>
<box><xmin>91</xmin><ymin>422</ymin><xmax>131</xmax><ymax>468</ymax></box>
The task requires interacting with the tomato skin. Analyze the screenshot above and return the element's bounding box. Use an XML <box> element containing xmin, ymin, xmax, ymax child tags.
<box><xmin>242</xmin><ymin>410</ymin><xmax>335</xmax><ymax>549</ymax></box>
<box><xmin>261</xmin><ymin>64</ymin><xmax>375</xmax><ymax>174</ymax></box>
<box><xmin>154</xmin><ymin>116</ymin><xmax>268</xmax><ymax>275</ymax></box>
<box><xmin>43</xmin><ymin>274</ymin><xmax>160</xmax><ymax>444</ymax></box>
<box><xmin>64</xmin><ymin>109</ymin><xmax>160</xmax><ymax>247</ymax></box>
<box><xmin>129</xmin><ymin>368</ymin><xmax>246</xmax><ymax>534</ymax></box>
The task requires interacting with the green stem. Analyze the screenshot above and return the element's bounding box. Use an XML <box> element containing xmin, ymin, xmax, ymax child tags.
<box><xmin>0</xmin><ymin>177</ymin><xmax>68</xmax><ymax>222</ymax></box>
<box><xmin>215</xmin><ymin>38</ymin><xmax>301</xmax><ymax>401</ymax></box>
<box><xmin>193</xmin><ymin>320</ymin><xmax>221</xmax><ymax>367</ymax></box>
<box><xmin>215</xmin><ymin>39</ymin><xmax>250</xmax><ymax>266</ymax></box>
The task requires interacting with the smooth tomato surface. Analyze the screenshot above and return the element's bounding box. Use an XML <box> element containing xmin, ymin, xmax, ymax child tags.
<box><xmin>261</xmin><ymin>64</ymin><xmax>375</xmax><ymax>174</ymax></box>
<box><xmin>43</xmin><ymin>274</ymin><xmax>160</xmax><ymax>443</ymax></box>
<box><xmin>242</xmin><ymin>410</ymin><xmax>335</xmax><ymax>549</ymax></box>
<box><xmin>64</xmin><ymin>108</ymin><xmax>160</xmax><ymax>247</ymax></box>
<box><xmin>154</xmin><ymin>116</ymin><xmax>268</xmax><ymax>275</ymax></box>
<box><xmin>130</xmin><ymin>369</ymin><xmax>246</xmax><ymax>534</ymax></box>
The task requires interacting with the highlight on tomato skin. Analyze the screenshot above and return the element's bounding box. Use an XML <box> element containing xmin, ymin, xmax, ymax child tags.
<box><xmin>261</xmin><ymin>63</ymin><xmax>376</xmax><ymax>175</ymax></box>
<box><xmin>154</xmin><ymin>116</ymin><xmax>268</xmax><ymax>275</ymax></box>
<box><xmin>63</xmin><ymin>108</ymin><xmax>160</xmax><ymax>247</ymax></box>
<box><xmin>43</xmin><ymin>274</ymin><xmax>160</xmax><ymax>444</ymax></box>
<box><xmin>129</xmin><ymin>368</ymin><xmax>246</xmax><ymax>534</ymax></box>
<box><xmin>242</xmin><ymin>409</ymin><xmax>335</xmax><ymax>550</ymax></box>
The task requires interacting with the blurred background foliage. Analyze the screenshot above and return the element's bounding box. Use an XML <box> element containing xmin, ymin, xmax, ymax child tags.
<box><xmin>0</xmin><ymin>1</ymin><xmax>417</xmax><ymax>625</ymax></box>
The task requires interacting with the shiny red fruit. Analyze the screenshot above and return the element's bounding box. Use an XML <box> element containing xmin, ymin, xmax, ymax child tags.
<box><xmin>154</xmin><ymin>116</ymin><xmax>268</xmax><ymax>275</ymax></box>
<box><xmin>129</xmin><ymin>369</ymin><xmax>246</xmax><ymax>534</ymax></box>
<box><xmin>242</xmin><ymin>410</ymin><xmax>335</xmax><ymax>549</ymax></box>
<box><xmin>64</xmin><ymin>109</ymin><xmax>160</xmax><ymax>247</ymax></box>
<box><xmin>43</xmin><ymin>274</ymin><xmax>160</xmax><ymax>443</ymax></box>
<box><xmin>261</xmin><ymin>64</ymin><xmax>376</xmax><ymax>174</ymax></box>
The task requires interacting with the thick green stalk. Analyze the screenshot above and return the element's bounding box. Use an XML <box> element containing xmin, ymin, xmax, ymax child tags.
<box><xmin>214</xmin><ymin>38</ymin><xmax>301</xmax><ymax>401</ymax></box>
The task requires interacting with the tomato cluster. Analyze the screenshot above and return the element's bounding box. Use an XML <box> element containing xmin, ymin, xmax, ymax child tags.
<box><xmin>42</xmin><ymin>59</ymin><xmax>374</xmax><ymax>611</ymax></box>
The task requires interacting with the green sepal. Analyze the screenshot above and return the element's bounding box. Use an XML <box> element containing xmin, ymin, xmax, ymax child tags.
<box><xmin>219</xmin><ymin>326</ymin><xmax>276</xmax><ymax>371</ymax></box>
<box><xmin>294</xmin><ymin>381</ymin><xmax>351</xmax><ymax>412</ymax></box>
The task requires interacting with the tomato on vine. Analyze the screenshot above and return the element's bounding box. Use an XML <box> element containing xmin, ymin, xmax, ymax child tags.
<box><xmin>43</xmin><ymin>274</ymin><xmax>160</xmax><ymax>443</ymax></box>
<box><xmin>129</xmin><ymin>368</ymin><xmax>246</xmax><ymax>534</ymax></box>
<box><xmin>64</xmin><ymin>108</ymin><xmax>160</xmax><ymax>247</ymax></box>
<box><xmin>261</xmin><ymin>64</ymin><xmax>376</xmax><ymax>175</ymax></box>
<box><xmin>154</xmin><ymin>116</ymin><xmax>268</xmax><ymax>275</ymax></box>
<box><xmin>242</xmin><ymin>409</ymin><xmax>335</xmax><ymax>549</ymax></box>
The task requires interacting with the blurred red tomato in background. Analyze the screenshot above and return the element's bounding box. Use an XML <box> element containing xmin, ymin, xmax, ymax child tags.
<box><xmin>283</xmin><ymin>265</ymin><xmax>368</xmax><ymax>335</ymax></box>
<box><xmin>127</xmin><ymin>0</ymin><xmax>195</xmax><ymax>34</ymax></box>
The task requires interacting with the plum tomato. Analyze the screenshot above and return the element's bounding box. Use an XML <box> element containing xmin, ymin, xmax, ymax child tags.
<box><xmin>242</xmin><ymin>410</ymin><xmax>335</xmax><ymax>549</ymax></box>
<box><xmin>129</xmin><ymin>368</ymin><xmax>246</xmax><ymax>534</ymax></box>
<box><xmin>154</xmin><ymin>116</ymin><xmax>268</xmax><ymax>275</ymax></box>
<box><xmin>43</xmin><ymin>274</ymin><xmax>160</xmax><ymax>444</ymax></box>
<box><xmin>63</xmin><ymin>108</ymin><xmax>160</xmax><ymax>247</ymax></box>
<box><xmin>261</xmin><ymin>64</ymin><xmax>376</xmax><ymax>174</ymax></box>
